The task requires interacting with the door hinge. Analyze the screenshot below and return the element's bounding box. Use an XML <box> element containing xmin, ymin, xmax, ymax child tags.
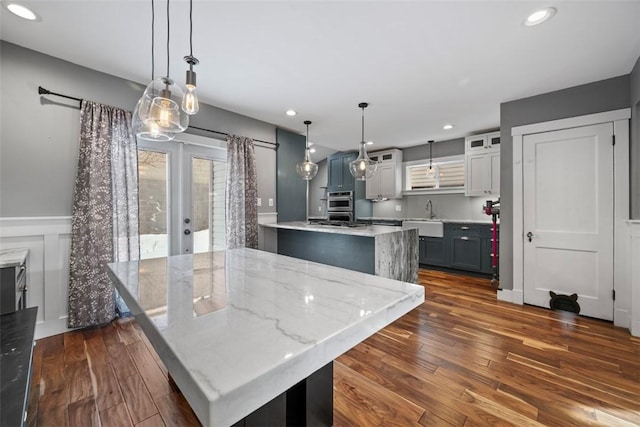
<box><xmin>612</xmin><ymin>289</ymin><xmax>616</xmax><ymax>301</ymax></box>
<box><xmin>612</xmin><ymin>135</ymin><xmax>616</xmax><ymax>146</ymax></box>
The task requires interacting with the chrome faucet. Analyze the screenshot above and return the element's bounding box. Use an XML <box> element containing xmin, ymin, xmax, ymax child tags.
<box><xmin>425</xmin><ymin>200</ymin><xmax>435</xmax><ymax>219</ymax></box>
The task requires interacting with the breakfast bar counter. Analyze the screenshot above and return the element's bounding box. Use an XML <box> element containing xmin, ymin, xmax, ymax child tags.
<box><xmin>107</xmin><ymin>248</ymin><xmax>424</xmax><ymax>427</ymax></box>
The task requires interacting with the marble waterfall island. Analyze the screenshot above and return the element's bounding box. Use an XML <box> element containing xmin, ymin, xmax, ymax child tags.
<box><xmin>107</xmin><ymin>248</ymin><xmax>424</xmax><ymax>427</ymax></box>
<box><xmin>260</xmin><ymin>222</ymin><xmax>419</xmax><ymax>283</ymax></box>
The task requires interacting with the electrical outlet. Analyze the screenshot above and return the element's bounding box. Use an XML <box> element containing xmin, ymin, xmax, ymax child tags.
<box><xmin>318</xmin><ymin>206</ymin><xmax>322</xmax><ymax>211</ymax></box>
<box><xmin>257</xmin><ymin>198</ymin><xmax>262</xmax><ymax>207</ymax></box>
<box><xmin>268</xmin><ymin>198</ymin><xmax>274</xmax><ymax>207</ymax></box>
<box><xmin>395</xmin><ymin>205</ymin><xmax>402</xmax><ymax>212</ymax></box>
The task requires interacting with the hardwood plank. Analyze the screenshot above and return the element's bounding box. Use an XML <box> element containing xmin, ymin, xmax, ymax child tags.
<box><xmin>155</xmin><ymin>392</ymin><xmax>201</xmax><ymax>427</ymax></box>
<box><xmin>66</xmin><ymin>360</ymin><xmax>93</xmax><ymax>403</ymax></box>
<box><xmin>127</xmin><ymin>341</ymin><xmax>174</xmax><ymax>399</ymax></box>
<box><xmin>37</xmin><ymin>388</ymin><xmax>68</xmax><ymax>427</ymax></box>
<box><xmin>115</xmin><ymin>317</ymin><xmax>142</xmax><ymax>345</ymax></box>
<box><xmin>63</xmin><ymin>330</ymin><xmax>87</xmax><ymax>364</ymax></box>
<box><xmin>136</xmin><ymin>414</ymin><xmax>167</xmax><ymax>427</ymax></box>
<box><xmin>40</xmin><ymin>351</ymin><xmax>68</xmax><ymax>398</ymax></box>
<box><xmin>85</xmin><ymin>335</ymin><xmax>109</xmax><ymax>367</ymax></box>
<box><xmin>119</xmin><ymin>374</ymin><xmax>159</xmax><ymax>424</ymax></box>
<box><xmin>333</xmin><ymin>361</ymin><xmax>425</xmax><ymax>426</ymax></box>
<box><xmin>67</xmin><ymin>397</ymin><xmax>99</xmax><ymax>427</ymax></box>
<box><xmin>91</xmin><ymin>363</ymin><xmax>124</xmax><ymax>411</ymax></box>
<box><xmin>100</xmin><ymin>402</ymin><xmax>134</xmax><ymax>427</ymax></box>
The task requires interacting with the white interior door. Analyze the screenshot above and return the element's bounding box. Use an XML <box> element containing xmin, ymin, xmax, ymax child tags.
<box><xmin>523</xmin><ymin>123</ymin><xmax>614</xmax><ymax>320</ymax></box>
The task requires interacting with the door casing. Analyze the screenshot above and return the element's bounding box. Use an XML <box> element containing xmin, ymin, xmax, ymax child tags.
<box><xmin>508</xmin><ymin>109</ymin><xmax>631</xmax><ymax>328</ymax></box>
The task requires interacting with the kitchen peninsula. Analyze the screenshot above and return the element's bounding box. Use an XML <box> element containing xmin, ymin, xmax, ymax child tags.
<box><xmin>107</xmin><ymin>248</ymin><xmax>424</xmax><ymax>427</ymax></box>
<box><xmin>260</xmin><ymin>222</ymin><xmax>419</xmax><ymax>283</ymax></box>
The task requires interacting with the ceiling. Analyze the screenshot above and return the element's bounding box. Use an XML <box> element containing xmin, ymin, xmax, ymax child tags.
<box><xmin>2</xmin><ymin>1</ymin><xmax>640</xmax><ymax>153</ymax></box>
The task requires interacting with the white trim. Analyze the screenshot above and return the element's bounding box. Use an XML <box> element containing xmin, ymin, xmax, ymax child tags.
<box><xmin>512</xmin><ymin>109</ymin><xmax>631</xmax><ymax>136</ymax></box>
<box><xmin>511</xmin><ymin>110</ymin><xmax>631</xmax><ymax>331</ymax></box>
<box><xmin>174</xmin><ymin>132</ymin><xmax>227</xmax><ymax>149</ymax></box>
<box><xmin>496</xmin><ymin>288</ymin><xmax>524</xmax><ymax>304</ymax></box>
<box><xmin>630</xmin><ymin>222</ymin><xmax>640</xmax><ymax>337</ymax></box>
<box><xmin>1</xmin><ymin>216</ymin><xmax>74</xmax><ymax>339</ymax></box>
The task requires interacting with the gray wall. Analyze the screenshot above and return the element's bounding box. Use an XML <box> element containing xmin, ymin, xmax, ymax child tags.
<box><xmin>402</xmin><ymin>137</ymin><xmax>466</xmax><ymax>162</ymax></box>
<box><xmin>631</xmin><ymin>56</ymin><xmax>640</xmax><ymax>219</ymax></box>
<box><xmin>0</xmin><ymin>41</ymin><xmax>277</xmax><ymax>217</ymax></box>
<box><xmin>276</xmin><ymin>128</ymin><xmax>306</xmax><ymax>222</ymax></box>
<box><xmin>308</xmin><ymin>159</ymin><xmax>328</xmax><ymax>217</ymax></box>
<box><xmin>500</xmin><ymin>74</ymin><xmax>632</xmax><ymax>290</ymax></box>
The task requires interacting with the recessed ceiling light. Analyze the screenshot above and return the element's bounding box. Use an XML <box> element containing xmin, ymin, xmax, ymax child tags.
<box><xmin>443</xmin><ymin>124</ymin><xmax>454</xmax><ymax>130</ymax></box>
<box><xmin>366</xmin><ymin>141</ymin><xmax>374</xmax><ymax>145</ymax></box>
<box><xmin>6</xmin><ymin>3</ymin><xmax>39</xmax><ymax>21</ymax></box>
<box><xmin>524</xmin><ymin>7</ymin><xmax>556</xmax><ymax>26</ymax></box>
<box><xmin>285</xmin><ymin>109</ymin><xmax>297</xmax><ymax>116</ymax></box>
<box><xmin>309</xmin><ymin>148</ymin><xmax>316</xmax><ymax>153</ymax></box>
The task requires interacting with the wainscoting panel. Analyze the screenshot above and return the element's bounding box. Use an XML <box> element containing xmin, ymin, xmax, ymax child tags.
<box><xmin>0</xmin><ymin>217</ymin><xmax>73</xmax><ymax>339</ymax></box>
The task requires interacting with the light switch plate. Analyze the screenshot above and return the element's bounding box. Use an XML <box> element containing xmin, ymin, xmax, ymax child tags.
<box><xmin>257</xmin><ymin>198</ymin><xmax>262</xmax><ymax>207</ymax></box>
<box><xmin>318</xmin><ymin>206</ymin><xmax>322</xmax><ymax>211</ymax></box>
<box><xmin>268</xmin><ymin>198</ymin><xmax>274</xmax><ymax>207</ymax></box>
<box><xmin>395</xmin><ymin>205</ymin><xmax>402</xmax><ymax>212</ymax></box>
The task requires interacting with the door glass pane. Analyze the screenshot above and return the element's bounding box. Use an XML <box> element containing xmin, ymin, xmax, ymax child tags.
<box><xmin>192</xmin><ymin>157</ymin><xmax>227</xmax><ymax>253</ymax></box>
<box><xmin>138</xmin><ymin>150</ymin><xmax>169</xmax><ymax>259</ymax></box>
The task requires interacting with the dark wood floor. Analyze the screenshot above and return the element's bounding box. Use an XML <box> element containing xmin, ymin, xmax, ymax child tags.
<box><xmin>28</xmin><ymin>270</ymin><xmax>640</xmax><ymax>426</ymax></box>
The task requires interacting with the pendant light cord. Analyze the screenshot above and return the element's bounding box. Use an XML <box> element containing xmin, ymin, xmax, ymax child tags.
<box><xmin>166</xmin><ymin>0</ymin><xmax>170</xmax><ymax>78</ymax></box>
<box><xmin>189</xmin><ymin>0</ymin><xmax>193</xmax><ymax>56</ymax></box>
<box><xmin>151</xmin><ymin>0</ymin><xmax>155</xmax><ymax>80</ymax></box>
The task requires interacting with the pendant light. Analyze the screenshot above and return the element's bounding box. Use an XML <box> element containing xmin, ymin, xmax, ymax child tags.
<box><xmin>137</xmin><ymin>0</ymin><xmax>189</xmax><ymax>134</ymax></box>
<box><xmin>133</xmin><ymin>0</ymin><xmax>175</xmax><ymax>141</ymax></box>
<box><xmin>296</xmin><ymin>120</ymin><xmax>319</xmax><ymax>180</ymax></box>
<box><xmin>181</xmin><ymin>0</ymin><xmax>199</xmax><ymax>115</ymax></box>
<box><xmin>349</xmin><ymin>102</ymin><xmax>378</xmax><ymax>181</ymax></box>
<box><xmin>426</xmin><ymin>140</ymin><xmax>435</xmax><ymax>178</ymax></box>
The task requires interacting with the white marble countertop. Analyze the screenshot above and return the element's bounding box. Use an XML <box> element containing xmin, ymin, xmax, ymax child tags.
<box><xmin>107</xmin><ymin>248</ymin><xmax>424</xmax><ymax>427</ymax></box>
<box><xmin>0</xmin><ymin>248</ymin><xmax>29</xmax><ymax>268</ymax></box>
<box><xmin>260</xmin><ymin>221</ymin><xmax>408</xmax><ymax>237</ymax></box>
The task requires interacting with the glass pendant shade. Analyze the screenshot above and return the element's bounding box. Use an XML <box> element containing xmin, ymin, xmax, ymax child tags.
<box><xmin>426</xmin><ymin>164</ymin><xmax>436</xmax><ymax>178</ymax></box>
<box><xmin>132</xmin><ymin>98</ymin><xmax>175</xmax><ymax>142</ymax></box>
<box><xmin>296</xmin><ymin>120</ymin><xmax>318</xmax><ymax>180</ymax></box>
<box><xmin>296</xmin><ymin>150</ymin><xmax>319</xmax><ymax>180</ymax></box>
<box><xmin>137</xmin><ymin>76</ymin><xmax>189</xmax><ymax>133</ymax></box>
<box><xmin>349</xmin><ymin>141</ymin><xmax>378</xmax><ymax>181</ymax></box>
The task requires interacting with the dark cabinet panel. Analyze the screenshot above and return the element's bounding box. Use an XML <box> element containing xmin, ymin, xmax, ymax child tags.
<box><xmin>419</xmin><ymin>237</ymin><xmax>447</xmax><ymax>266</ymax></box>
<box><xmin>327</xmin><ymin>153</ymin><xmax>356</xmax><ymax>192</ymax></box>
<box><xmin>449</xmin><ymin>235</ymin><xmax>483</xmax><ymax>271</ymax></box>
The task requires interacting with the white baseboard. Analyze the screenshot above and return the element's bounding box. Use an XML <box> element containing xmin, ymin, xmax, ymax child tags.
<box><xmin>497</xmin><ymin>288</ymin><xmax>524</xmax><ymax>305</ymax></box>
<box><xmin>614</xmin><ymin>308</ymin><xmax>630</xmax><ymax>330</ymax></box>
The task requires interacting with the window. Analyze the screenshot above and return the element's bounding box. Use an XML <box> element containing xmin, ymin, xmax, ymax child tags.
<box><xmin>404</xmin><ymin>156</ymin><xmax>465</xmax><ymax>194</ymax></box>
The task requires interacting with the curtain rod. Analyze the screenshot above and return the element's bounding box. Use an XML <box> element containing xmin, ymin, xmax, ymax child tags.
<box><xmin>187</xmin><ymin>125</ymin><xmax>278</xmax><ymax>148</ymax></box>
<box><xmin>38</xmin><ymin>86</ymin><xmax>279</xmax><ymax>148</ymax></box>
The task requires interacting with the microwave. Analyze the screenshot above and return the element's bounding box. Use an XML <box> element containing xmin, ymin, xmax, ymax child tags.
<box><xmin>327</xmin><ymin>191</ymin><xmax>353</xmax><ymax>212</ymax></box>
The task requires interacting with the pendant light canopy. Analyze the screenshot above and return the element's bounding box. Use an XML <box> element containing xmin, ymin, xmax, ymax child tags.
<box><xmin>349</xmin><ymin>102</ymin><xmax>378</xmax><ymax>181</ymax></box>
<box><xmin>426</xmin><ymin>140</ymin><xmax>435</xmax><ymax>178</ymax></box>
<box><xmin>296</xmin><ymin>120</ymin><xmax>319</xmax><ymax>180</ymax></box>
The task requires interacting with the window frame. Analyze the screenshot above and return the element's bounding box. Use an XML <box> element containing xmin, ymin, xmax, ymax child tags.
<box><xmin>402</xmin><ymin>154</ymin><xmax>466</xmax><ymax>195</ymax></box>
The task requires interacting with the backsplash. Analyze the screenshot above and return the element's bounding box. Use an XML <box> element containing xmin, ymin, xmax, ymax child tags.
<box><xmin>370</xmin><ymin>194</ymin><xmax>494</xmax><ymax>221</ymax></box>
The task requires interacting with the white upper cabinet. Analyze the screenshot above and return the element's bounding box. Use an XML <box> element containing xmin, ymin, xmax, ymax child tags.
<box><xmin>465</xmin><ymin>131</ymin><xmax>500</xmax><ymax>197</ymax></box>
<box><xmin>465</xmin><ymin>131</ymin><xmax>501</xmax><ymax>154</ymax></box>
<box><xmin>366</xmin><ymin>149</ymin><xmax>403</xmax><ymax>199</ymax></box>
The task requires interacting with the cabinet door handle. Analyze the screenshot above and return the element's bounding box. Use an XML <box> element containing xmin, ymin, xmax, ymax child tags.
<box><xmin>461</xmin><ymin>236</ymin><xmax>469</xmax><ymax>240</ymax></box>
<box><xmin>460</xmin><ymin>226</ymin><xmax>470</xmax><ymax>230</ymax></box>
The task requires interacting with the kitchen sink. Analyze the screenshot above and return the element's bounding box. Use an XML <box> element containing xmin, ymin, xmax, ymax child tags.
<box><xmin>402</xmin><ymin>220</ymin><xmax>444</xmax><ymax>238</ymax></box>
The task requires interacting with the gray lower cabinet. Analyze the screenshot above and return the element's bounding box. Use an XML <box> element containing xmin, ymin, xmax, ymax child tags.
<box><xmin>419</xmin><ymin>236</ymin><xmax>447</xmax><ymax>267</ymax></box>
<box><xmin>418</xmin><ymin>222</ymin><xmax>498</xmax><ymax>275</ymax></box>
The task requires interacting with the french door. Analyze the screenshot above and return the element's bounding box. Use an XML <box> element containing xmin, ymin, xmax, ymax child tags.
<box><xmin>137</xmin><ymin>137</ymin><xmax>227</xmax><ymax>258</ymax></box>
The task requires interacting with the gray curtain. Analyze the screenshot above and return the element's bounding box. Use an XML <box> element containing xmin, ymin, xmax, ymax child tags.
<box><xmin>68</xmin><ymin>100</ymin><xmax>139</xmax><ymax>328</ymax></box>
<box><xmin>225</xmin><ymin>135</ymin><xmax>258</xmax><ymax>249</ymax></box>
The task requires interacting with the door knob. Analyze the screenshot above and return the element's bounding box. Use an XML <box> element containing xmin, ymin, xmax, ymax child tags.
<box><xmin>184</xmin><ymin>218</ymin><xmax>191</xmax><ymax>224</ymax></box>
<box><xmin>184</xmin><ymin>229</ymin><xmax>191</xmax><ymax>235</ymax></box>
<box><xmin>526</xmin><ymin>231</ymin><xmax>533</xmax><ymax>242</ymax></box>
